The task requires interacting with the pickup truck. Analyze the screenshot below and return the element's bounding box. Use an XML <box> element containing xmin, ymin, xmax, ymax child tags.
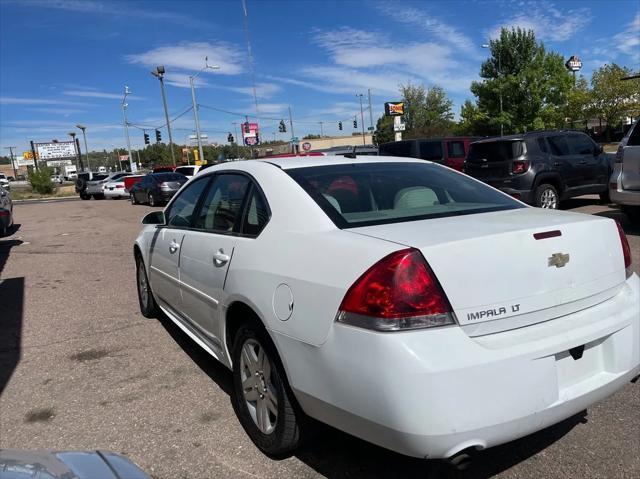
<box><xmin>76</xmin><ymin>172</ymin><xmax>129</xmax><ymax>200</ymax></box>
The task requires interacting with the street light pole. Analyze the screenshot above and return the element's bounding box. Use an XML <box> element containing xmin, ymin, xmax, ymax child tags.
<box><xmin>75</xmin><ymin>124</ymin><xmax>90</xmax><ymax>171</ymax></box>
<box><xmin>4</xmin><ymin>146</ymin><xmax>18</xmax><ymax>179</ymax></box>
<box><xmin>151</xmin><ymin>66</ymin><xmax>176</xmax><ymax>166</ymax></box>
<box><xmin>232</xmin><ymin>122</ymin><xmax>240</xmax><ymax>159</ymax></box>
<box><xmin>189</xmin><ymin>59</ymin><xmax>220</xmax><ymax>165</ymax></box>
<box><xmin>122</xmin><ymin>86</ymin><xmax>134</xmax><ymax>171</ymax></box>
<box><xmin>319</xmin><ymin>121</ymin><xmax>324</xmax><ymax>137</ymax></box>
<box><xmin>357</xmin><ymin>93</ymin><xmax>366</xmax><ymax>146</ymax></box>
<box><xmin>367</xmin><ymin>88</ymin><xmax>374</xmax><ymax>131</ymax></box>
<box><xmin>68</xmin><ymin>132</ymin><xmax>83</xmax><ymax>171</ymax></box>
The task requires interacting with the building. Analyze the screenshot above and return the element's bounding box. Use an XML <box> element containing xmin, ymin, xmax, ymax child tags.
<box><xmin>255</xmin><ymin>134</ymin><xmax>374</xmax><ymax>157</ymax></box>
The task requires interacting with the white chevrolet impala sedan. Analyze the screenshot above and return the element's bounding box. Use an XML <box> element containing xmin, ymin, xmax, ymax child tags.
<box><xmin>134</xmin><ymin>156</ymin><xmax>639</xmax><ymax>460</ymax></box>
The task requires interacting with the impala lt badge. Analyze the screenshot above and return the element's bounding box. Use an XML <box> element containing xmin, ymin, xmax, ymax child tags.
<box><xmin>548</xmin><ymin>252</ymin><xmax>570</xmax><ymax>268</ymax></box>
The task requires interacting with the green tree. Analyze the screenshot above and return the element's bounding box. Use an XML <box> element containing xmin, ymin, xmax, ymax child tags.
<box><xmin>454</xmin><ymin>99</ymin><xmax>491</xmax><ymax>136</ymax></box>
<box><xmin>471</xmin><ymin>27</ymin><xmax>573</xmax><ymax>134</ymax></box>
<box><xmin>28</xmin><ymin>166</ymin><xmax>54</xmax><ymax>194</ymax></box>
<box><xmin>400</xmin><ymin>83</ymin><xmax>454</xmax><ymax>138</ymax></box>
<box><xmin>591</xmin><ymin>63</ymin><xmax>640</xmax><ymax>141</ymax></box>
<box><xmin>564</xmin><ymin>76</ymin><xmax>594</xmax><ymax>129</ymax></box>
<box><xmin>373</xmin><ymin>115</ymin><xmax>394</xmax><ymax>145</ymax></box>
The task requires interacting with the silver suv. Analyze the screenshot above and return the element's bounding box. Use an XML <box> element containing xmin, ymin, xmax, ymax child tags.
<box><xmin>610</xmin><ymin>121</ymin><xmax>640</xmax><ymax>222</ymax></box>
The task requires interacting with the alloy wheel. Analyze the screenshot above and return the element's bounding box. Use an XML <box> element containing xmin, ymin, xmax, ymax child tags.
<box><xmin>540</xmin><ymin>188</ymin><xmax>558</xmax><ymax>209</ymax></box>
<box><xmin>239</xmin><ymin>338</ymin><xmax>278</xmax><ymax>435</ymax></box>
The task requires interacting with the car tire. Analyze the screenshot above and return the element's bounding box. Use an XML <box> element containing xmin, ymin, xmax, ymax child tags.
<box><xmin>136</xmin><ymin>254</ymin><xmax>159</xmax><ymax>318</ymax></box>
<box><xmin>130</xmin><ymin>193</ymin><xmax>138</xmax><ymax>205</ymax></box>
<box><xmin>231</xmin><ymin>322</ymin><xmax>303</xmax><ymax>456</ymax></box>
<box><xmin>599</xmin><ymin>190</ymin><xmax>610</xmax><ymax>204</ymax></box>
<box><xmin>93</xmin><ymin>194</ymin><xmax>105</xmax><ymax>200</ymax></box>
<box><xmin>534</xmin><ymin>184</ymin><xmax>559</xmax><ymax>209</ymax></box>
<box><xmin>0</xmin><ymin>224</ymin><xmax>6</xmax><ymax>238</ymax></box>
<box><xmin>80</xmin><ymin>192</ymin><xmax>90</xmax><ymax>200</ymax></box>
<box><xmin>621</xmin><ymin>205</ymin><xmax>640</xmax><ymax>224</ymax></box>
<box><xmin>148</xmin><ymin>193</ymin><xmax>156</xmax><ymax>207</ymax></box>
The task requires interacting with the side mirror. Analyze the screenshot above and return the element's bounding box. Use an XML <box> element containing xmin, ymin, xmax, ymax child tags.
<box><xmin>141</xmin><ymin>211</ymin><xmax>165</xmax><ymax>225</ymax></box>
<box><xmin>594</xmin><ymin>145</ymin><xmax>603</xmax><ymax>155</ymax></box>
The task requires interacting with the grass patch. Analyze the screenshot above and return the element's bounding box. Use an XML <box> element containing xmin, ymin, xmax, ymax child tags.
<box><xmin>10</xmin><ymin>185</ymin><xmax>77</xmax><ymax>200</ymax></box>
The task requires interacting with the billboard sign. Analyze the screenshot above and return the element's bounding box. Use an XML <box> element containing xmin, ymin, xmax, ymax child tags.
<box><xmin>384</xmin><ymin>101</ymin><xmax>404</xmax><ymax>116</ymax></box>
<box><xmin>242</xmin><ymin>122</ymin><xmax>260</xmax><ymax>146</ymax></box>
<box><xmin>46</xmin><ymin>159</ymin><xmax>72</xmax><ymax>167</ymax></box>
<box><xmin>565</xmin><ymin>55</ymin><xmax>582</xmax><ymax>72</ymax></box>
<box><xmin>35</xmin><ymin>141</ymin><xmax>77</xmax><ymax>159</ymax></box>
<box><xmin>17</xmin><ymin>155</ymin><xmax>34</xmax><ymax>166</ymax></box>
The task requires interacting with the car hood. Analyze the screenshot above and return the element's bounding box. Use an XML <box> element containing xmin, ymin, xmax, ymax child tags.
<box><xmin>0</xmin><ymin>449</ymin><xmax>150</xmax><ymax>479</ymax></box>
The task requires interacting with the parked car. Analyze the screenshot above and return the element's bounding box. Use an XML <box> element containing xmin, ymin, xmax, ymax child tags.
<box><xmin>76</xmin><ymin>172</ymin><xmax>108</xmax><ymax>199</ymax></box>
<box><xmin>123</xmin><ymin>174</ymin><xmax>145</xmax><ymax>193</ymax></box>
<box><xmin>610</xmin><ymin>120</ymin><xmax>640</xmax><ymax>222</ymax></box>
<box><xmin>378</xmin><ymin>137</ymin><xmax>480</xmax><ymax>171</ymax></box>
<box><xmin>134</xmin><ymin>156</ymin><xmax>638</xmax><ymax>461</ymax></box>
<box><xmin>103</xmin><ymin>174</ymin><xmax>133</xmax><ymax>199</ymax></box>
<box><xmin>464</xmin><ymin>131</ymin><xmax>611</xmax><ymax>209</ymax></box>
<box><xmin>0</xmin><ymin>185</ymin><xmax>13</xmax><ymax>237</ymax></box>
<box><xmin>129</xmin><ymin>172</ymin><xmax>187</xmax><ymax>206</ymax></box>
<box><xmin>0</xmin><ymin>173</ymin><xmax>9</xmax><ymax>188</ymax></box>
<box><xmin>313</xmin><ymin>145</ymin><xmax>379</xmax><ymax>156</ymax></box>
<box><xmin>50</xmin><ymin>174</ymin><xmax>63</xmax><ymax>184</ymax></box>
<box><xmin>174</xmin><ymin>164</ymin><xmax>202</xmax><ymax>178</ymax></box>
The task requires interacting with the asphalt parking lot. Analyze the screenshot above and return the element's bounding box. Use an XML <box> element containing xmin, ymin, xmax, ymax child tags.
<box><xmin>1</xmin><ymin>197</ymin><xmax>638</xmax><ymax>479</ymax></box>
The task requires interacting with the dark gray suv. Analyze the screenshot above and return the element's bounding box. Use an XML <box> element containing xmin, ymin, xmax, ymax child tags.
<box><xmin>464</xmin><ymin>131</ymin><xmax>611</xmax><ymax>209</ymax></box>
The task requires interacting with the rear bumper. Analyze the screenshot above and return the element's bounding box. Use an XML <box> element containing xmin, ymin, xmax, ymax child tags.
<box><xmin>275</xmin><ymin>275</ymin><xmax>640</xmax><ymax>458</ymax></box>
<box><xmin>159</xmin><ymin>190</ymin><xmax>178</xmax><ymax>201</ymax></box>
<box><xmin>104</xmin><ymin>189</ymin><xmax>128</xmax><ymax>198</ymax></box>
<box><xmin>493</xmin><ymin>186</ymin><xmax>535</xmax><ymax>204</ymax></box>
<box><xmin>610</xmin><ymin>168</ymin><xmax>640</xmax><ymax>206</ymax></box>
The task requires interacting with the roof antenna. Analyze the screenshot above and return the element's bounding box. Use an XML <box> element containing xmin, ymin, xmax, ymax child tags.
<box><xmin>343</xmin><ymin>145</ymin><xmax>357</xmax><ymax>159</ymax></box>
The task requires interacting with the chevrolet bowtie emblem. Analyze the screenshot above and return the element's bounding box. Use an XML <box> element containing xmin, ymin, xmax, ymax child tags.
<box><xmin>548</xmin><ymin>253</ymin><xmax>570</xmax><ymax>268</ymax></box>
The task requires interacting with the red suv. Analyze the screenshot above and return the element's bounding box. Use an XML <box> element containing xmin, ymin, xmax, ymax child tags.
<box><xmin>378</xmin><ymin>137</ymin><xmax>480</xmax><ymax>171</ymax></box>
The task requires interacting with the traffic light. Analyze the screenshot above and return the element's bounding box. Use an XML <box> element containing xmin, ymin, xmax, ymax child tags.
<box><xmin>353</xmin><ymin>118</ymin><xmax>357</xmax><ymax>128</ymax></box>
<box><xmin>244</xmin><ymin>122</ymin><xmax>250</xmax><ymax>133</ymax></box>
<box><xmin>227</xmin><ymin>133</ymin><xmax>234</xmax><ymax>143</ymax></box>
<box><xmin>338</xmin><ymin>121</ymin><xmax>342</xmax><ymax>130</ymax></box>
<box><xmin>278</xmin><ymin>120</ymin><xmax>287</xmax><ymax>133</ymax></box>
<box><xmin>155</xmin><ymin>129</ymin><xmax>161</xmax><ymax>142</ymax></box>
<box><xmin>144</xmin><ymin>132</ymin><xmax>150</xmax><ymax>145</ymax></box>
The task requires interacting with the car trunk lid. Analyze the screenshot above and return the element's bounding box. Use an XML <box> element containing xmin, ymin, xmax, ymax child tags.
<box><xmin>349</xmin><ymin>208</ymin><xmax>626</xmax><ymax>336</ymax></box>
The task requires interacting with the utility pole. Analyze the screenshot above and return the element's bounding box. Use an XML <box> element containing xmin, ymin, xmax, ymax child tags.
<box><xmin>367</xmin><ymin>88</ymin><xmax>374</xmax><ymax>131</ymax></box>
<box><xmin>122</xmin><ymin>86</ymin><xmax>134</xmax><ymax>171</ymax></box>
<box><xmin>4</xmin><ymin>146</ymin><xmax>18</xmax><ymax>179</ymax></box>
<box><xmin>30</xmin><ymin>140</ymin><xmax>39</xmax><ymax>172</ymax></box>
<box><xmin>357</xmin><ymin>94</ymin><xmax>366</xmax><ymax>146</ymax></box>
<box><xmin>76</xmin><ymin>124</ymin><xmax>90</xmax><ymax>171</ymax></box>
<box><xmin>319</xmin><ymin>121</ymin><xmax>324</xmax><ymax>137</ymax></box>
<box><xmin>232</xmin><ymin>122</ymin><xmax>240</xmax><ymax>159</ymax></box>
<box><xmin>189</xmin><ymin>58</ymin><xmax>220</xmax><ymax>166</ymax></box>
<box><xmin>151</xmin><ymin>66</ymin><xmax>176</xmax><ymax>166</ymax></box>
<box><xmin>288</xmin><ymin>106</ymin><xmax>295</xmax><ymax>154</ymax></box>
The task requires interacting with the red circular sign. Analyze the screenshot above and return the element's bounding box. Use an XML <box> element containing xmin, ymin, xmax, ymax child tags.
<box><xmin>302</xmin><ymin>142</ymin><xmax>311</xmax><ymax>151</ymax></box>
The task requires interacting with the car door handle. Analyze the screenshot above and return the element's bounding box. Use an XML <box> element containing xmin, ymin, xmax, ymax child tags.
<box><xmin>553</xmin><ymin>162</ymin><xmax>561</xmax><ymax>167</ymax></box>
<box><xmin>578</xmin><ymin>160</ymin><xmax>587</xmax><ymax>164</ymax></box>
<box><xmin>213</xmin><ymin>249</ymin><xmax>230</xmax><ymax>267</ymax></box>
<box><xmin>169</xmin><ymin>240</ymin><xmax>180</xmax><ymax>254</ymax></box>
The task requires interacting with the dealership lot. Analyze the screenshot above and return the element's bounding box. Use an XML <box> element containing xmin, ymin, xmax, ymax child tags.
<box><xmin>0</xmin><ymin>198</ymin><xmax>638</xmax><ymax>479</ymax></box>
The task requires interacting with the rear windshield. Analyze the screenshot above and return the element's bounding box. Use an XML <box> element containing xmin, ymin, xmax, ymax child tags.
<box><xmin>468</xmin><ymin>141</ymin><xmax>524</xmax><ymax>162</ymax></box>
<box><xmin>287</xmin><ymin>162</ymin><xmax>523</xmax><ymax>228</ymax></box>
<box><xmin>90</xmin><ymin>174</ymin><xmax>109</xmax><ymax>181</ymax></box>
<box><xmin>155</xmin><ymin>173</ymin><xmax>187</xmax><ymax>181</ymax></box>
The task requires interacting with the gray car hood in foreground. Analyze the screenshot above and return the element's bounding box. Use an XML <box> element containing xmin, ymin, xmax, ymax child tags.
<box><xmin>0</xmin><ymin>449</ymin><xmax>150</xmax><ymax>479</ymax></box>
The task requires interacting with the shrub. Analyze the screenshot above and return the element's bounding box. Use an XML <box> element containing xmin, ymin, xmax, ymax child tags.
<box><xmin>28</xmin><ymin>166</ymin><xmax>54</xmax><ymax>195</ymax></box>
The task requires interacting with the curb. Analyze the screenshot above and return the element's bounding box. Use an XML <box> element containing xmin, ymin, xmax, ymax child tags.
<box><xmin>13</xmin><ymin>196</ymin><xmax>80</xmax><ymax>204</ymax></box>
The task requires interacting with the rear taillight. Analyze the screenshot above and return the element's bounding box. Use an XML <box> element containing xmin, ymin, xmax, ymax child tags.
<box><xmin>616</xmin><ymin>222</ymin><xmax>632</xmax><ymax>278</ymax></box>
<box><xmin>0</xmin><ymin>210</ymin><xmax>9</xmax><ymax>217</ymax></box>
<box><xmin>337</xmin><ymin>248</ymin><xmax>455</xmax><ymax>331</ymax></box>
<box><xmin>116</xmin><ymin>184</ymin><xmax>125</xmax><ymax>188</ymax></box>
<box><xmin>512</xmin><ymin>160</ymin><xmax>530</xmax><ymax>174</ymax></box>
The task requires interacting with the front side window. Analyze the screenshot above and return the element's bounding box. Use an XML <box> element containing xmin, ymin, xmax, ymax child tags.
<box><xmin>567</xmin><ymin>134</ymin><xmax>596</xmax><ymax>155</ymax></box>
<box><xmin>165</xmin><ymin>177</ymin><xmax>209</xmax><ymax>228</ymax></box>
<box><xmin>288</xmin><ymin>162</ymin><xmax>523</xmax><ymax>228</ymax></box>
<box><xmin>194</xmin><ymin>174</ymin><xmax>250</xmax><ymax>233</ymax></box>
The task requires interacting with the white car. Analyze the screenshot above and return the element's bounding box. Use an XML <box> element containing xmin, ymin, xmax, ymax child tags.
<box><xmin>0</xmin><ymin>173</ymin><xmax>9</xmax><ymax>188</ymax></box>
<box><xmin>134</xmin><ymin>156</ymin><xmax>639</xmax><ymax>460</ymax></box>
<box><xmin>103</xmin><ymin>177</ymin><xmax>130</xmax><ymax>199</ymax></box>
<box><xmin>174</xmin><ymin>165</ymin><xmax>202</xmax><ymax>178</ymax></box>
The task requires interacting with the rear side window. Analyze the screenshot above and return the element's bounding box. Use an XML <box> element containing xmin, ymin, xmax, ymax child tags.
<box><xmin>567</xmin><ymin>135</ymin><xmax>595</xmax><ymax>155</ymax></box>
<box><xmin>195</xmin><ymin>174</ymin><xmax>250</xmax><ymax>233</ymax></box>
<box><xmin>447</xmin><ymin>141</ymin><xmax>466</xmax><ymax>158</ymax></box>
<box><xmin>628</xmin><ymin>122</ymin><xmax>640</xmax><ymax>146</ymax></box>
<box><xmin>536</xmin><ymin>137</ymin><xmax>549</xmax><ymax>153</ymax></box>
<box><xmin>467</xmin><ymin>141</ymin><xmax>524</xmax><ymax>162</ymax></box>
<box><xmin>166</xmin><ymin>177</ymin><xmax>209</xmax><ymax>228</ymax></box>
<box><xmin>419</xmin><ymin>141</ymin><xmax>443</xmax><ymax>160</ymax></box>
<box><xmin>241</xmin><ymin>187</ymin><xmax>269</xmax><ymax>236</ymax></box>
<box><xmin>287</xmin><ymin>162</ymin><xmax>523</xmax><ymax>228</ymax></box>
<box><xmin>547</xmin><ymin>136</ymin><xmax>570</xmax><ymax>156</ymax></box>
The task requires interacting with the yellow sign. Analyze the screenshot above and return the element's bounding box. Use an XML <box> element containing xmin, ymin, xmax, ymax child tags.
<box><xmin>194</xmin><ymin>149</ymin><xmax>201</xmax><ymax>166</ymax></box>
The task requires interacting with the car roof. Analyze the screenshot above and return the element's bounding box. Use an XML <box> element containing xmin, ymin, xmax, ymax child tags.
<box><xmin>256</xmin><ymin>154</ymin><xmax>424</xmax><ymax>170</ymax></box>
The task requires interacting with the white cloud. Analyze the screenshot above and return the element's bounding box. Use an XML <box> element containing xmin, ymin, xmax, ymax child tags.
<box><xmin>62</xmin><ymin>90</ymin><xmax>143</xmax><ymax>100</ymax></box>
<box><xmin>487</xmin><ymin>1</ymin><xmax>592</xmax><ymax>42</ymax></box>
<box><xmin>253</xmin><ymin>103</ymin><xmax>288</xmax><ymax>115</ymax></box>
<box><xmin>163</xmin><ymin>72</ymin><xmax>209</xmax><ymax>89</ymax></box>
<box><xmin>0</xmin><ymin>96</ymin><xmax>82</xmax><ymax>106</ymax></box>
<box><xmin>613</xmin><ymin>13</ymin><xmax>640</xmax><ymax>59</ymax></box>
<box><xmin>227</xmin><ymin>83</ymin><xmax>281</xmax><ymax>99</ymax></box>
<box><xmin>125</xmin><ymin>42</ymin><xmax>244</xmax><ymax>76</ymax></box>
<box><xmin>374</xmin><ymin>3</ymin><xmax>476</xmax><ymax>53</ymax></box>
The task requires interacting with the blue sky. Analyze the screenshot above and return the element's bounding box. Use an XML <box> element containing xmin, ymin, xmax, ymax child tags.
<box><xmin>1</xmin><ymin>0</ymin><xmax>638</xmax><ymax>154</ymax></box>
